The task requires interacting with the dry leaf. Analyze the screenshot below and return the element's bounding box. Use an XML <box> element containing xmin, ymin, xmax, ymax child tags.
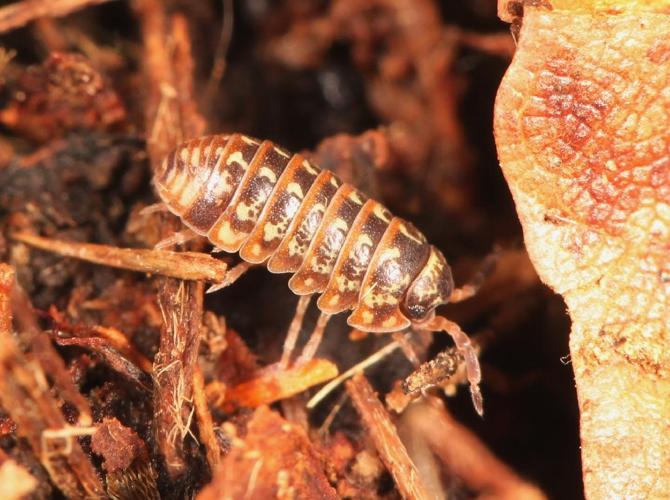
<box><xmin>495</xmin><ymin>1</ymin><xmax>670</xmax><ymax>497</ymax></box>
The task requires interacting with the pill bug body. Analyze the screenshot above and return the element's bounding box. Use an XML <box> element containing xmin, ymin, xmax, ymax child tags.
<box><xmin>154</xmin><ymin>133</ymin><xmax>455</xmax><ymax>333</ymax></box>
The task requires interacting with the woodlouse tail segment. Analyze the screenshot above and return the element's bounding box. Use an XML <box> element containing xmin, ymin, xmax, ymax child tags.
<box><xmin>419</xmin><ymin>315</ymin><xmax>483</xmax><ymax>416</ymax></box>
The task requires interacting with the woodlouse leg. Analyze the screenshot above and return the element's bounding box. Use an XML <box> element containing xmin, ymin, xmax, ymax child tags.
<box><xmin>391</xmin><ymin>330</ymin><xmax>420</xmax><ymax>367</ymax></box>
<box><xmin>154</xmin><ymin>228</ymin><xmax>197</xmax><ymax>249</ymax></box>
<box><xmin>417</xmin><ymin>315</ymin><xmax>483</xmax><ymax>416</ymax></box>
<box><xmin>280</xmin><ymin>295</ymin><xmax>312</xmax><ymax>369</ymax></box>
<box><xmin>449</xmin><ymin>247</ymin><xmax>501</xmax><ymax>303</ymax></box>
<box><xmin>297</xmin><ymin>312</ymin><xmax>332</xmax><ymax>364</ymax></box>
<box><xmin>139</xmin><ymin>202</ymin><xmax>170</xmax><ymax>217</ymax></box>
<box><xmin>205</xmin><ymin>261</ymin><xmax>253</xmax><ymax>294</ymax></box>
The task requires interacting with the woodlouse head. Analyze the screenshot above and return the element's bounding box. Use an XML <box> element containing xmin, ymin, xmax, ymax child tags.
<box><xmin>401</xmin><ymin>246</ymin><xmax>454</xmax><ymax>321</ymax></box>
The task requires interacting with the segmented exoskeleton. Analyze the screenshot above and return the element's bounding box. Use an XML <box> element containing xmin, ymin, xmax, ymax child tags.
<box><xmin>154</xmin><ymin>133</ymin><xmax>483</xmax><ymax>414</ymax></box>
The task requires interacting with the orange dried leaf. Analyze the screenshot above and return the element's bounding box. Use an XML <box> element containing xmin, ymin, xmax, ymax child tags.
<box><xmin>495</xmin><ymin>2</ymin><xmax>670</xmax><ymax>498</ymax></box>
<box><xmin>209</xmin><ymin>359</ymin><xmax>338</xmax><ymax>411</ymax></box>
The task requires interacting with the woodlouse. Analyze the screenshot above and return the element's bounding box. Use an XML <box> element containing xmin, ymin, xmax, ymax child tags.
<box><xmin>154</xmin><ymin>133</ymin><xmax>484</xmax><ymax>414</ymax></box>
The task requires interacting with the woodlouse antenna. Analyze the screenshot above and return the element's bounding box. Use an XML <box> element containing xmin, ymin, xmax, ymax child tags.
<box><xmin>417</xmin><ymin>315</ymin><xmax>483</xmax><ymax>416</ymax></box>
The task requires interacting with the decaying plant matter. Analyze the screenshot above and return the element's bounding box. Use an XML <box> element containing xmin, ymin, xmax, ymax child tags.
<box><xmin>495</xmin><ymin>0</ymin><xmax>670</xmax><ymax>497</ymax></box>
<box><xmin>0</xmin><ymin>0</ymin><xmax>589</xmax><ymax>498</ymax></box>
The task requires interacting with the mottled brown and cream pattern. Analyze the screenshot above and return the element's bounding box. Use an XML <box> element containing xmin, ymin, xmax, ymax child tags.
<box><xmin>317</xmin><ymin>199</ymin><xmax>392</xmax><ymax>314</ymax></box>
<box><xmin>154</xmin><ymin>134</ymin><xmax>455</xmax><ymax>332</ymax></box>
<box><xmin>289</xmin><ymin>184</ymin><xmax>367</xmax><ymax>295</ymax></box>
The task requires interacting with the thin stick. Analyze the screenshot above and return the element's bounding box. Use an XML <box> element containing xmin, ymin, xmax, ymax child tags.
<box><xmin>12</xmin><ymin>232</ymin><xmax>230</xmax><ymax>283</ymax></box>
<box><xmin>307</xmin><ymin>339</ymin><xmax>400</xmax><ymax>409</ymax></box>
<box><xmin>346</xmin><ymin>374</ymin><xmax>434</xmax><ymax>500</ymax></box>
<box><xmin>193</xmin><ymin>367</ymin><xmax>221</xmax><ymax>470</ymax></box>
<box><xmin>0</xmin><ymin>0</ymin><xmax>113</xmax><ymax>33</ymax></box>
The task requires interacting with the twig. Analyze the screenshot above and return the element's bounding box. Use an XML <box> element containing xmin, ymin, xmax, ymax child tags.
<box><xmin>12</xmin><ymin>232</ymin><xmax>230</xmax><ymax>283</ymax></box>
<box><xmin>400</xmin><ymin>397</ymin><xmax>546</xmax><ymax>499</ymax></box>
<box><xmin>134</xmin><ymin>0</ymin><xmax>207</xmax><ymax>479</ymax></box>
<box><xmin>0</xmin><ymin>0</ymin><xmax>113</xmax><ymax>33</ymax></box>
<box><xmin>345</xmin><ymin>374</ymin><xmax>435</xmax><ymax>500</ymax></box>
<box><xmin>307</xmin><ymin>339</ymin><xmax>400</xmax><ymax>409</ymax></box>
<box><xmin>193</xmin><ymin>367</ymin><xmax>221</xmax><ymax>471</ymax></box>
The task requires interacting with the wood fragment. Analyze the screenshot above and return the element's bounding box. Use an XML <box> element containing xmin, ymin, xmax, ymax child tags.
<box><xmin>399</xmin><ymin>397</ymin><xmax>546</xmax><ymax>499</ymax></box>
<box><xmin>0</xmin><ymin>264</ymin><xmax>105</xmax><ymax>498</ymax></box>
<box><xmin>55</xmin><ymin>336</ymin><xmax>151</xmax><ymax>391</ymax></box>
<box><xmin>134</xmin><ymin>0</ymin><xmax>207</xmax><ymax>479</ymax></box>
<box><xmin>0</xmin><ymin>0</ymin><xmax>113</xmax><ymax>34</ymax></box>
<box><xmin>197</xmin><ymin>406</ymin><xmax>338</xmax><ymax>500</ymax></box>
<box><xmin>209</xmin><ymin>359</ymin><xmax>339</xmax><ymax>411</ymax></box>
<box><xmin>0</xmin><ymin>452</ymin><xmax>37</xmax><ymax>500</ymax></box>
<box><xmin>10</xmin><ymin>271</ymin><xmax>93</xmax><ymax>426</ymax></box>
<box><xmin>13</xmin><ymin>231</ymin><xmax>230</xmax><ymax>283</ymax></box>
<box><xmin>345</xmin><ymin>374</ymin><xmax>435</xmax><ymax>500</ymax></box>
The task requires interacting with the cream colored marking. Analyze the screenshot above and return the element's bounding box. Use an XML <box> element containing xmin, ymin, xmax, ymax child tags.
<box><xmin>215</xmin><ymin>221</ymin><xmax>238</xmax><ymax>245</ymax></box>
<box><xmin>302</xmin><ymin>160</ymin><xmax>319</xmax><ymax>176</ymax></box>
<box><xmin>274</xmin><ymin>147</ymin><xmax>290</xmax><ymax>159</ymax></box>
<box><xmin>236</xmin><ymin>202</ymin><xmax>257</xmax><ymax>222</ymax></box>
<box><xmin>362</xmin><ymin>310</ymin><xmax>374</xmax><ymax>323</ymax></box>
<box><xmin>287</xmin><ymin>236</ymin><xmax>303</xmax><ymax>256</ymax></box>
<box><xmin>355</xmin><ymin>234</ymin><xmax>374</xmax><ymax>250</ymax></box>
<box><xmin>177</xmin><ymin>175</ymin><xmax>204</xmax><ymax>206</ymax></box>
<box><xmin>330</xmin><ymin>178</ymin><xmax>340</xmax><ymax>187</ymax></box>
<box><xmin>250</xmin><ymin>243</ymin><xmax>261</xmax><ymax>256</ymax></box>
<box><xmin>163</xmin><ymin>162</ymin><xmax>178</xmax><ymax>185</ymax></box>
<box><xmin>207</xmin><ymin>169</ymin><xmax>235</xmax><ymax>200</ymax></box>
<box><xmin>382</xmin><ymin>316</ymin><xmax>398</xmax><ymax>328</ymax></box>
<box><xmin>241</xmin><ymin>136</ymin><xmax>260</xmax><ymax>145</ymax></box>
<box><xmin>190</xmin><ymin>146</ymin><xmax>201</xmax><ymax>167</ymax></box>
<box><xmin>286</xmin><ymin>182</ymin><xmax>304</xmax><ymax>198</ymax></box>
<box><xmin>304</xmin><ymin>277</ymin><xmax>314</xmax><ymax>287</ymax></box>
<box><xmin>179</xmin><ymin>147</ymin><xmax>189</xmax><ymax>163</ymax></box>
<box><xmin>226</xmin><ymin>151</ymin><xmax>250</xmax><ymax>170</ymax></box>
<box><xmin>327</xmin><ymin>294</ymin><xmax>340</xmax><ymax>306</ymax></box>
<box><xmin>335</xmin><ymin>275</ymin><xmax>358</xmax><ymax>292</ymax></box>
<box><xmin>363</xmin><ymin>291</ymin><xmax>398</xmax><ymax>308</ymax></box>
<box><xmin>373</xmin><ymin>204</ymin><xmax>391</xmax><ymax>223</ymax></box>
<box><xmin>258</xmin><ymin>166</ymin><xmax>278</xmax><ymax>183</ymax></box>
<box><xmin>378</xmin><ymin>247</ymin><xmax>401</xmax><ymax>263</ymax></box>
<box><xmin>348</xmin><ymin>191</ymin><xmax>365</xmax><ymax>205</ymax></box>
<box><xmin>263</xmin><ymin>219</ymin><xmax>288</xmax><ymax>242</ymax></box>
<box><xmin>331</xmin><ymin>217</ymin><xmax>349</xmax><ymax>235</ymax></box>
<box><xmin>168</xmin><ymin>170</ymin><xmax>190</xmax><ymax>195</ymax></box>
<box><xmin>398</xmin><ymin>222</ymin><xmax>426</xmax><ymax>244</ymax></box>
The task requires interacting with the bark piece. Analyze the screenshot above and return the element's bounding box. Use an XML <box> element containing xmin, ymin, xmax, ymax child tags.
<box><xmin>13</xmin><ymin>232</ymin><xmax>231</xmax><ymax>284</ymax></box>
